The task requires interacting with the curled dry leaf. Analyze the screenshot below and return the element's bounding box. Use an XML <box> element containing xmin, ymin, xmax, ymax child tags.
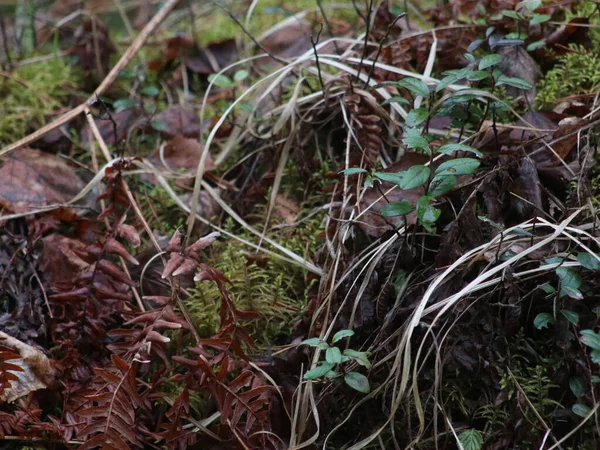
<box><xmin>0</xmin><ymin>332</ymin><xmax>56</xmax><ymax>403</ymax></box>
<box><xmin>0</xmin><ymin>149</ymin><xmax>85</xmax><ymax>213</ymax></box>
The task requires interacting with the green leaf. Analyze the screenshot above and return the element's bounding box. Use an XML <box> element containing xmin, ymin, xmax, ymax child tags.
<box><xmin>374</xmin><ymin>172</ymin><xmax>404</xmax><ymax>185</ymax></box>
<box><xmin>344</xmin><ymin>372</ymin><xmax>370</xmax><ymax>393</ymax></box>
<box><xmin>382</xmin><ymin>96</ymin><xmax>410</xmax><ymax>106</ymax></box>
<box><xmin>140</xmin><ymin>86</ymin><xmax>160</xmax><ymax>96</ymax></box>
<box><xmin>580</xmin><ymin>330</ymin><xmax>600</xmax><ymax>351</ymax></box>
<box><xmin>458</xmin><ymin>429</ymin><xmax>483</xmax><ymax>450</ymax></box>
<box><xmin>340</xmin><ymin>168</ymin><xmax>369</xmax><ymax>176</ymax></box>
<box><xmin>464</xmin><ymin>53</ymin><xmax>476</xmax><ymax>63</ymax></box>
<box><xmin>332</xmin><ymin>329</ymin><xmax>355</xmax><ymax>343</ymax></box>
<box><xmin>325</xmin><ymin>370</ymin><xmax>341</xmax><ymax>379</ymax></box>
<box><xmin>300</xmin><ymin>338</ymin><xmax>323</xmax><ymax>347</ymax></box>
<box><xmin>530</xmin><ymin>13</ymin><xmax>550</xmax><ymax>24</ymax></box>
<box><xmin>479</xmin><ymin>54</ymin><xmax>503</xmax><ymax>70</ymax></box>
<box><xmin>402</xmin><ymin>135</ymin><xmax>429</xmax><ymax>153</ymax></box>
<box><xmin>233</xmin><ymin>69</ymin><xmax>249</xmax><ymax>82</ymax></box>
<box><xmin>569</xmin><ymin>376</ymin><xmax>587</xmax><ymax>397</ymax></box>
<box><xmin>502</xmin><ymin>10</ymin><xmax>523</xmax><ymax>20</ymax></box>
<box><xmin>429</xmin><ymin>175</ymin><xmax>457</xmax><ymax>197</ymax></box>
<box><xmin>435</xmin><ymin>158</ymin><xmax>480</xmax><ymax>176</ymax></box>
<box><xmin>399</xmin><ymin>165</ymin><xmax>430</xmax><ymax>190</ymax></box>
<box><xmin>239</xmin><ymin>103</ymin><xmax>253</xmax><ymax>112</ymax></box>
<box><xmin>406</xmin><ymin>108</ymin><xmax>429</xmax><ymax>127</ymax></box>
<box><xmin>416</xmin><ymin>196</ymin><xmax>440</xmax><ymax>224</ymax></box>
<box><xmin>436</xmin><ymin>74</ymin><xmax>459</xmax><ymax>92</ymax></box>
<box><xmin>561</xmin><ymin>309</ymin><xmax>580</xmax><ymax>325</ymax></box>
<box><xmin>538</xmin><ymin>282</ymin><xmax>555</xmax><ymax>294</ymax></box>
<box><xmin>556</xmin><ymin>267</ymin><xmax>582</xmax><ymax>299</ymax></box>
<box><xmin>496</xmin><ymin>76</ymin><xmax>533</xmax><ymax>90</ymax></box>
<box><xmin>521</xmin><ymin>0</ymin><xmax>541</xmax><ymax>11</ymax></box>
<box><xmin>304</xmin><ymin>362</ymin><xmax>334</xmax><ymax>380</ymax></box>
<box><xmin>395</xmin><ymin>78</ymin><xmax>430</xmax><ymax>98</ymax></box>
<box><xmin>592</xmin><ymin>376</ymin><xmax>600</xmax><ymax>383</ymax></box>
<box><xmin>113</xmin><ymin>98</ymin><xmax>138</xmax><ymax>111</ymax></box>
<box><xmin>151</xmin><ymin>120</ymin><xmax>168</xmax><ymax>132</ymax></box>
<box><xmin>208</xmin><ymin>73</ymin><xmax>234</xmax><ymax>88</ymax></box>
<box><xmin>381</xmin><ymin>201</ymin><xmax>414</xmax><ymax>217</ymax></box>
<box><xmin>534</xmin><ymin>312</ymin><xmax>555</xmax><ymax>329</ymax></box>
<box><xmin>343</xmin><ymin>349</ymin><xmax>372</xmax><ymax>368</ymax></box>
<box><xmin>526</xmin><ymin>40</ymin><xmax>546</xmax><ymax>51</ymax></box>
<box><xmin>437</xmin><ymin>144</ymin><xmax>483</xmax><ymax>158</ymax></box>
<box><xmin>572</xmin><ymin>403</ymin><xmax>592</xmax><ymax>418</ymax></box>
<box><xmin>467</xmin><ymin>70</ymin><xmax>491</xmax><ymax>81</ymax></box>
<box><xmin>578</xmin><ymin>253</ymin><xmax>600</xmax><ymax>271</ymax></box>
<box><xmin>326</xmin><ymin>347</ymin><xmax>343</xmax><ymax>365</ymax></box>
<box><xmin>592</xmin><ymin>350</ymin><xmax>600</xmax><ymax>363</ymax></box>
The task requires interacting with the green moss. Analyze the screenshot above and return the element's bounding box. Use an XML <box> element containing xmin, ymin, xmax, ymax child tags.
<box><xmin>0</xmin><ymin>58</ymin><xmax>79</xmax><ymax>145</ymax></box>
<box><xmin>186</xmin><ymin>212</ymin><xmax>322</xmax><ymax>347</ymax></box>
<box><xmin>566</xmin><ymin>1</ymin><xmax>600</xmax><ymax>50</ymax></box>
<box><xmin>536</xmin><ymin>45</ymin><xmax>600</xmax><ymax>108</ymax></box>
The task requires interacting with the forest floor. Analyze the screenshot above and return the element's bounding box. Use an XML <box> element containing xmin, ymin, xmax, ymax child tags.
<box><xmin>0</xmin><ymin>0</ymin><xmax>600</xmax><ymax>449</ymax></box>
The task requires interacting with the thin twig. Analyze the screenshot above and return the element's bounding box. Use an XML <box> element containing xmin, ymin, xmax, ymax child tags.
<box><xmin>364</xmin><ymin>13</ymin><xmax>406</xmax><ymax>88</ymax></box>
<box><xmin>316</xmin><ymin>0</ymin><xmax>341</xmax><ymax>54</ymax></box>
<box><xmin>355</xmin><ymin>0</ymin><xmax>374</xmax><ymax>82</ymax></box>
<box><xmin>310</xmin><ymin>23</ymin><xmax>326</xmax><ymax>94</ymax></box>
<box><xmin>0</xmin><ymin>0</ymin><xmax>181</xmax><ymax>157</ymax></box>
<box><xmin>212</xmin><ymin>1</ymin><xmax>287</xmax><ymax>65</ymax></box>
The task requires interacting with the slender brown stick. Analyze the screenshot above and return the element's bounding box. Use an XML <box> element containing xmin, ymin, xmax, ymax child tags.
<box><xmin>0</xmin><ymin>0</ymin><xmax>180</xmax><ymax>158</ymax></box>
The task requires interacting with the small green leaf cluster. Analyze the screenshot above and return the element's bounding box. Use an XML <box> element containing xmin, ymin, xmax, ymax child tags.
<box><xmin>300</xmin><ymin>330</ymin><xmax>372</xmax><ymax>394</ymax></box>
<box><xmin>208</xmin><ymin>69</ymin><xmax>250</xmax><ymax>89</ymax></box>
<box><xmin>499</xmin><ymin>0</ymin><xmax>550</xmax><ymax>50</ymax></box>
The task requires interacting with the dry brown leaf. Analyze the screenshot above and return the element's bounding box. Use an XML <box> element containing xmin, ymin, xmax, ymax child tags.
<box><xmin>40</xmin><ymin>234</ymin><xmax>90</xmax><ymax>284</ymax></box>
<box><xmin>0</xmin><ymin>332</ymin><xmax>56</xmax><ymax>403</ymax></box>
<box><xmin>498</xmin><ymin>45</ymin><xmax>542</xmax><ymax>105</ymax></box>
<box><xmin>152</xmin><ymin>106</ymin><xmax>201</xmax><ymax>139</ymax></box>
<box><xmin>0</xmin><ymin>149</ymin><xmax>85</xmax><ymax>213</ymax></box>
<box><xmin>272</xmin><ymin>195</ymin><xmax>300</xmax><ymax>225</ymax></box>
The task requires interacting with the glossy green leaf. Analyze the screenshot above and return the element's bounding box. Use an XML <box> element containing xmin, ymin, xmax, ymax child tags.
<box><xmin>113</xmin><ymin>98</ymin><xmax>138</xmax><ymax>111</ymax></box>
<box><xmin>406</xmin><ymin>108</ymin><xmax>429</xmax><ymax>127</ymax></box>
<box><xmin>502</xmin><ymin>10</ymin><xmax>522</xmax><ymax>20</ymax></box>
<box><xmin>381</xmin><ymin>201</ymin><xmax>414</xmax><ymax>217</ymax></box>
<box><xmin>530</xmin><ymin>13</ymin><xmax>550</xmax><ymax>24</ymax></box>
<box><xmin>538</xmin><ymin>282</ymin><xmax>555</xmax><ymax>294</ymax></box>
<box><xmin>569</xmin><ymin>376</ymin><xmax>587</xmax><ymax>397</ymax></box>
<box><xmin>534</xmin><ymin>312</ymin><xmax>555</xmax><ymax>329</ymax></box>
<box><xmin>332</xmin><ymin>329</ymin><xmax>355</xmax><ymax>343</ymax></box>
<box><xmin>578</xmin><ymin>253</ymin><xmax>600</xmax><ymax>271</ymax></box>
<box><xmin>304</xmin><ymin>362</ymin><xmax>334</xmax><ymax>380</ymax></box>
<box><xmin>437</xmin><ymin>144</ymin><xmax>483</xmax><ymax>157</ymax></box>
<box><xmin>556</xmin><ymin>266</ymin><xmax>582</xmax><ymax>299</ymax></box>
<box><xmin>526</xmin><ymin>40</ymin><xmax>546</xmax><ymax>51</ymax></box>
<box><xmin>234</xmin><ymin>69</ymin><xmax>249</xmax><ymax>82</ymax></box>
<box><xmin>343</xmin><ymin>349</ymin><xmax>372</xmax><ymax>368</ymax></box>
<box><xmin>340</xmin><ymin>168</ymin><xmax>369</xmax><ymax>176</ymax></box>
<box><xmin>140</xmin><ymin>86</ymin><xmax>160</xmax><ymax>96</ymax></box>
<box><xmin>436</xmin><ymin>74</ymin><xmax>459</xmax><ymax>91</ymax></box>
<box><xmin>326</xmin><ymin>347</ymin><xmax>343</xmax><ymax>365</ymax></box>
<box><xmin>561</xmin><ymin>309</ymin><xmax>579</xmax><ymax>325</ymax></box>
<box><xmin>300</xmin><ymin>338</ymin><xmax>323</xmax><ymax>347</ymax></box>
<box><xmin>458</xmin><ymin>429</ymin><xmax>483</xmax><ymax>450</ymax></box>
<box><xmin>374</xmin><ymin>172</ymin><xmax>404</xmax><ymax>185</ymax></box>
<box><xmin>429</xmin><ymin>174</ymin><xmax>457</xmax><ymax>197</ymax></box>
<box><xmin>572</xmin><ymin>403</ymin><xmax>591</xmax><ymax>417</ymax></box>
<box><xmin>395</xmin><ymin>78</ymin><xmax>430</xmax><ymax>98</ymax></box>
<box><xmin>496</xmin><ymin>75</ymin><xmax>533</xmax><ymax>90</ymax></box>
<box><xmin>399</xmin><ymin>165</ymin><xmax>430</xmax><ymax>190</ymax></box>
<box><xmin>208</xmin><ymin>73</ymin><xmax>234</xmax><ymax>88</ymax></box>
<box><xmin>467</xmin><ymin>70</ymin><xmax>491</xmax><ymax>81</ymax></box>
<box><xmin>479</xmin><ymin>54</ymin><xmax>503</xmax><ymax>70</ymax></box>
<box><xmin>416</xmin><ymin>196</ymin><xmax>440</xmax><ymax>224</ymax></box>
<box><xmin>151</xmin><ymin>120</ymin><xmax>168</xmax><ymax>132</ymax></box>
<box><xmin>344</xmin><ymin>372</ymin><xmax>370</xmax><ymax>393</ymax></box>
<box><xmin>580</xmin><ymin>330</ymin><xmax>600</xmax><ymax>351</ymax></box>
<box><xmin>435</xmin><ymin>158</ymin><xmax>480</xmax><ymax>176</ymax></box>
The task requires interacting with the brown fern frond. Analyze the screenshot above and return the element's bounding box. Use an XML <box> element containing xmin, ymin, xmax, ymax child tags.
<box><xmin>76</xmin><ymin>355</ymin><xmax>143</xmax><ymax>450</ymax></box>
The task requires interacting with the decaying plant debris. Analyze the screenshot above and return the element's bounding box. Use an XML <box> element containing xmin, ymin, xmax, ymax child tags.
<box><xmin>1</xmin><ymin>0</ymin><xmax>600</xmax><ymax>449</ymax></box>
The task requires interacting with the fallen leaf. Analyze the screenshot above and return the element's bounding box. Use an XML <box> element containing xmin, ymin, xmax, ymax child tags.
<box><xmin>184</xmin><ymin>38</ymin><xmax>238</xmax><ymax>74</ymax></box>
<box><xmin>151</xmin><ymin>105</ymin><xmax>201</xmax><ymax>139</ymax></box>
<box><xmin>0</xmin><ymin>149</ymin><xmax>85</xmax><ymax>213</ymax></box>
<box><xmin>272</xmin><ymin>195</ymin><xmax>300</xmax><ymax>225</ymax></box>
<box><xmin>40</xmin><ymin>234</ymin><xmax>91</xmax><ymax>284</ymax></box>
<box><xmin>0</xmin><ymin>332</ymin><xmax>56</xmax><ymax>403</ymax></box>
<box><xmin>71</xmin><ymin>19</ymin><xmax>116</xmax><ymax>89</ymax></box>
<box><xmin>144</xmin><ymin>135</ymin><xmax>215</xmax><ymax>185</ymax></box>
<box><xmin>80</xmin><ymin>108</ymin><xmax>142</xmax><ymax>146</ymax></box>
<box><xmin>497</xmin><ymin>45</ymin><xmax>542</xmax><ymax>105</ymax></box>
<box><xmin>510</xmin><ymin>158</ymin><xmax>543</xmax><ymax>220</ymax></box>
